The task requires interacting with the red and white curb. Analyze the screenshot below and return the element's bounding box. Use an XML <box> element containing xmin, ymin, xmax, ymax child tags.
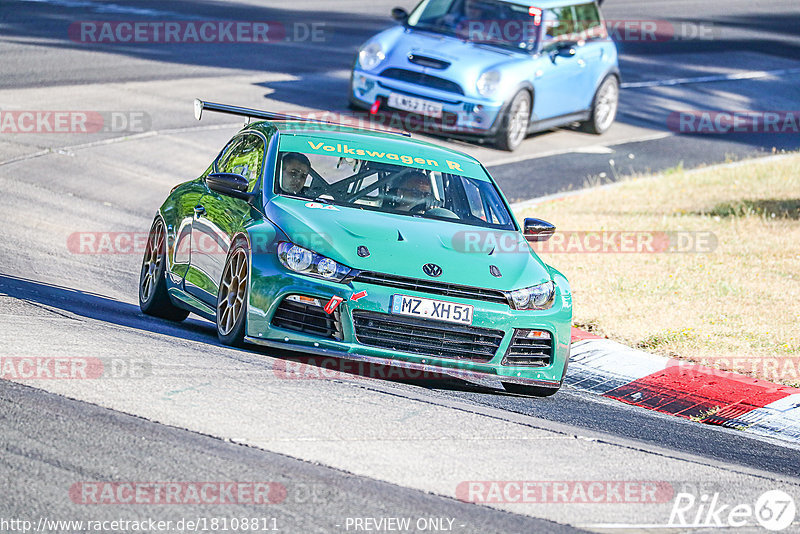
<box><xmin>567</xmin><ymin>329</ymin><xmax>800</xmax><ymax>445</ymax></box>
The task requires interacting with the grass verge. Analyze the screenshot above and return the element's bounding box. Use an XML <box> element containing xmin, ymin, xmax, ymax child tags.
<box><xmin>516</xmin><ymin>153</ymin><xmax>800</xmax><ymax>387</ymax></box>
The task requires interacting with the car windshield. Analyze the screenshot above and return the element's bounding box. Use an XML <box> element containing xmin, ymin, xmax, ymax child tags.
<box><xmin>407</xmin><ymin>0</ymin><xmax>541</xmax><ymax>52</ymax></box>
<box><xmin>273</xmin><ymin>150</ymin><xmax>516</xmax><ymax>230</ymax></box>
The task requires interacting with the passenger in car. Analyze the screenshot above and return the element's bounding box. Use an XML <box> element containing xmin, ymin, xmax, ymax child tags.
<box><xmin>389</xmin><ymin>171</ymin><xmax>434</xmax><ymax>213</ymax></box>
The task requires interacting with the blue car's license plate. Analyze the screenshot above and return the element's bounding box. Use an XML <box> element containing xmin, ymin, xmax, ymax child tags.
<box><xmin>388</xmin><ymin>93</ymin><xmax>443</xmax><ymax>118</ymax></box>
<box><xmin>391</xmin><ymin>294</ymin><xmax>473</xmax><ymax>325</ymax></box>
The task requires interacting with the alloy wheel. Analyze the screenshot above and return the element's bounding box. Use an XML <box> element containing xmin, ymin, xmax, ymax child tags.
<box><xmin>217</xmin><ymin>248</ymin><xmax>248</xmax><ymax>336</ymax></box>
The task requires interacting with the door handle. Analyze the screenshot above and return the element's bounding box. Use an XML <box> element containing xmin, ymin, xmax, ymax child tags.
<box><xmin>194</xmin><ymin>205</ymin><xmax>206</xmax><ymax>217</ymax></box>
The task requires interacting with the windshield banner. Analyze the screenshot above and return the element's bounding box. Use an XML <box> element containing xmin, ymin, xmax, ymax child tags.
<box><xmin>278</xmin><ymin>135</ymin><xmax>486</xmax><ymax>179</ymax></box>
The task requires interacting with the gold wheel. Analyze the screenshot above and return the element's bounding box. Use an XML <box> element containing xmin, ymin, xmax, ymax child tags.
<box><xmin>217</xmin><ymin>247</ymin><xmax>248</xmax><ymax>336</ymax></box>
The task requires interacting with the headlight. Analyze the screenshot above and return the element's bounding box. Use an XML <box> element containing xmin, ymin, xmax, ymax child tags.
<box><xmin>358</xmin><ymin>42</ymin><xmax>386</xmax><ymax>71</ymax></box>
<box><xmin>277</xmin><ymin>242</ymin><xmax>352</xmax><ymax>282</ymax></box>
<box><xmin>507</xmin><ymin>281</ymin><xmax>555</xmax><ymax>310</ymax></box>
<box><xmin>477</xmin><ymin>70</ymin><xmax>501</xmax><ymax>97</ymax></box>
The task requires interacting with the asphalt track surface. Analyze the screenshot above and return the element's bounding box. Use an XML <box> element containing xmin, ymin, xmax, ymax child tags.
<box><xmin>1</xmin><ymin>0</ymin><xmax>800</xmax><ymax>532</ymax></box>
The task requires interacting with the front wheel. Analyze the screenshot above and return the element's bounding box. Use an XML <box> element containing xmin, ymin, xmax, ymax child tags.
<box><xmin>580</xmin><ymin>76</ymin><xmax>619</xmax><ymax>135</ymax></box>
<box><xmin>502</xmin><ymin>381</ymin><xmax>561</xmax><ymax>397</ymax></box>
<box><xmin>494</xmin><ymin>90</ymin><xmax>531</xmax><ymax>151</ymax></box>
<box><xmin>139</xmin><ymin>218</ymin><xmax>189</xmax><ymax>322</ymax></box>
<box><xmin>216</xmin><ymin>241</ymin><xmax>250</xmax><ymax>347</ymax></box>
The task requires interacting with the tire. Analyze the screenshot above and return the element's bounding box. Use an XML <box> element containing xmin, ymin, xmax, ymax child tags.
<box><xmin>216</xmin><ymin>240</ymin><xmax>249</xmax><ymax>347</ymax></box>
<box><xmin>580</xmin><ymin>75</ymin><xmax>619</xmax><ymax>135</ymax></box>
<box><xmin>502</xmin><ymin>381</ymin><xmax>561</xmax><ymax>397</ymax></box>
<box><xmin>494</xmin><ymin>90</ymin><xmax>531</xmax><ymax>152</ymax></box>
<box><xmin>139</xmin><ymin>218</ymin><xmax>190</xmax><ymax>322</ymax></box>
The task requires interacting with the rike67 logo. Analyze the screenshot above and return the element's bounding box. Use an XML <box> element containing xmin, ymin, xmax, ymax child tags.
<box><xmin>669</xmin><ymin>490</ymin><xmax>796</xmax><ymax>531</ymax></box>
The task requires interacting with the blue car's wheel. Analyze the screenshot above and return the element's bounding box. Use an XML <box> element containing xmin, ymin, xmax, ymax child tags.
<box><xmin>495</xmin><ymin>90</ymin><xmax>531</xmax><ymax>151</ymax></box>
<box><xmin>581</xmin><ymin>75</ymin><xmax>619</xmax><ymax>134</ymax></box>
<box><xmin>139</xmin><ymin>218</ymin><xmax>189</xmax><ymax>322</ymax></box>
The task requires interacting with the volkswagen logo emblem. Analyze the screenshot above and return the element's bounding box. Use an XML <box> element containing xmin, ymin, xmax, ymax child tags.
<box><xmin>422</xmin><ymin>263</ymin><xmax>442</xmax><ymax>277</ymax></box>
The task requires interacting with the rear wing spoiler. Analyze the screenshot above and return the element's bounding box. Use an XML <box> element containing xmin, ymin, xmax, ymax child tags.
<box><xmin>194</xmin><ymin>99</ymin><xmax>330</xmax><ymax>124</ymax></box>
<box><xmin>193</xmin><ymin>99</ymin><xmax>411</xmax><ymax>137</ymax></box>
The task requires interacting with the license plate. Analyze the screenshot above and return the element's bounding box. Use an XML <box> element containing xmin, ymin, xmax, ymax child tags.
<box><xmin>388</xmin><ymin>93</ymin><xmax>443</xmax><ymax>118</ymax></box>
<box><xmin>391</xmin><ymin>294</ymin><xmax>473</xmax><ymax>325</ymax></box>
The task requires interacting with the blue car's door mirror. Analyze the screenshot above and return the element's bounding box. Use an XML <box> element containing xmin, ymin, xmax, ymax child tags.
<box><xmin>550</xmin><ymin>42</ymin><xmax>578</xmax><ymax>62</ymax></box>
<box><xmin>391</xmin><ymin>7</ymin><xmax>409</xmax><ymax>23</ymax></box>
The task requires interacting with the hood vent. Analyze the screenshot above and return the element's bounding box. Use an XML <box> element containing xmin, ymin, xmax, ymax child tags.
<box><xmin>408</xmin><ymin>54</ymin><xmax>451</xmax><ymax>70</ymax></box>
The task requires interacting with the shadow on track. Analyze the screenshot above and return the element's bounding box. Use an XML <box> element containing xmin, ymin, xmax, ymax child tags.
<box><xmin>0</xmin><ymin>273</ymin><xmax>507</xmax><ymax>396</ymax></box>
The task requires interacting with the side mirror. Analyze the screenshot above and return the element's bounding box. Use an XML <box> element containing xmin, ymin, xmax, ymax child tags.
<box><xmin>391</xmin><ymin>7</ymin><xmax>409</xmax><ymax>23</ymax></box>
<box><xmin>550</xmin><ymin>42</ymin><xmax>577</xmax><ymax>62</ymax></box>
<box><xmin>206</xmin><ymin>172</ymin><xmax>253</xmax><ymax>201</ymax></box>
<box><xmin>523</xmin><ymin>218</ymin><xmax>555</xmax><ymax>242</ymax></box>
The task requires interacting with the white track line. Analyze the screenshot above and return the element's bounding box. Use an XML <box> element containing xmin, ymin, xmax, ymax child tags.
<box><xmin>0</xmin><ymin>122</ymin><xmax>241</xmax><ymax>167</ymax></box>
<box><xmin>621</xmin><ymin>67</ymin><xmax>800</xmax><ymax>89</ymax></box>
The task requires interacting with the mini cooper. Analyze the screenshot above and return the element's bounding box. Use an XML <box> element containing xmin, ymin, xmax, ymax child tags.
<box><xmin>139</xmin><ymin>100</ymin><xmax>572</xmax><ymax>396</ymax></box>
<box><xmin>350</xmin><ymin>0</ymin><xmax>619</xmax><ymax>150</ymax></box>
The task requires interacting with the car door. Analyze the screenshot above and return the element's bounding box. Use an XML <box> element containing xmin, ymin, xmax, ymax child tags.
<box><xmin>532</xmin><ymin>5</ymin><xmax>584</xmax><ymax>119</ymax></box>
<box><xmin>157</xmin><ymin>173</ymin><xmax>208</xmax><ymax>285</ymax></box>
<box><xmin>185</xmin><ymin>133</ymin><xmax>265</xmax><ymax>304</ymax></box>
<box><xmin>571</xmin><ymin>1</ymin><xmax>609</xmax><ymax>110</ymax></box>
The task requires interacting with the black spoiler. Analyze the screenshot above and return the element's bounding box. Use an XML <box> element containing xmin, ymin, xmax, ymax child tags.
<box><xmin>193</xmin><ymin>99</ymin><xmax>410</xmax><ymax>137</ymax></box>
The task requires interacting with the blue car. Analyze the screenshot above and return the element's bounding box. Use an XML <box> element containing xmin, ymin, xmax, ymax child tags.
<box><xmin>350</xmin><ymin>0</ymin><xmax>620</xmax><ymax>151</ymax></box>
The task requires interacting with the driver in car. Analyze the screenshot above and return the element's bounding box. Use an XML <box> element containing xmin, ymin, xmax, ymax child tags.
<box><xmin>279</xmin><ymin>152</ymin><xmax>312</xmax><ymax>195</ymax></box>
<box><xmin>390</xmin><ymin>171</ymin><xmax>434</xmax><ymax>213</ymax></box>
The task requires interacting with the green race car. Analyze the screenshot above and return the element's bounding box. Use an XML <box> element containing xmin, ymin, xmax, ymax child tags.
<box><xmin>139</xmin><ymin>100</ymin><xmax>572</xmax><ymax>396</ymax></box>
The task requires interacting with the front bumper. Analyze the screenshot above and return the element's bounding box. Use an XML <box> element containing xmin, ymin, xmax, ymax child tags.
<box><xmin>350</xmin><ymin>68</ymin><xmax>506</xmax><ymax>139</ymax></box>
<box><xmin>246</xmin><ymin>265</ymin><xmax>572</xmax><ymax>388</ymax></box>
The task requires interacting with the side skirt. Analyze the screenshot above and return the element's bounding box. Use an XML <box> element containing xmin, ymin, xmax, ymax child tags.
<box><xmin>167</xmin><ymin>287</ymin><xmax>216</xmax><ymax>322</ymax></box>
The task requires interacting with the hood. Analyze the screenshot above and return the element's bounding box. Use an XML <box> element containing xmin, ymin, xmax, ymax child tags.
<box><xmin>264</xmin><ymin>196</ymin><xmax>550</xmax><ymax>291</ymax></box>
<box><xmin>377</xmin><ymin>26</ymin><xmax>525</xmax><ymax>94</ymax></box>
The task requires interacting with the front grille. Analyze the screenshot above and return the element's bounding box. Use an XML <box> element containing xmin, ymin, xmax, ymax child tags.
<box><xmin>271</xmin><ymin>297</ymin><xmax>343</xmax><ymax>340</ymax></box>
<box><xmin>353</xmin><ymin>311</ymin><xmax>504</xmax><ymax>362</ymax></box>
<box><xmin>380</xmin><ymin>68</ymin><xmax>464</xmax><ymax>95</ymax></box>
<box><xmin>502</xmin><ymin>330</ymin><xmax>553</xmax><ymax>367</ymax></box>
<box><xmin>353</xmin><ymin>271</ymin><xmax>509</xmax><ymax>306</ymax></box>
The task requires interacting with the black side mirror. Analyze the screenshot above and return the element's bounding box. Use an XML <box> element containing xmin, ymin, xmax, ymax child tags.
<box><xmin>550</xmin><ymin>41</ymin><xmax>577</xmax><ymax>62</ymax></box>
<box><xmin>391</xmin><ymin>7</ymin><xmax>409</xmax><ymax>23</ymax></box>
<box><xmin>206</xmin><ymin>172</ymin><xmax>253</xmax><ymax>201</ymax></box>
<box><xmin>523</xmin><ymin>218</ymin><xmax>556</xmax><ymax>242</ymax></box>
